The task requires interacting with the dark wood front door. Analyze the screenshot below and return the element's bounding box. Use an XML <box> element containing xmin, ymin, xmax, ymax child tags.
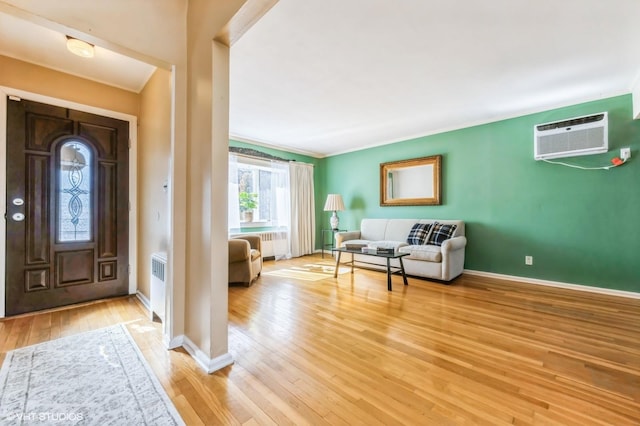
<box><xmin>5</xmin><ymin>98</ymin><xmax>129</xmax><ymax>316</ymax></box>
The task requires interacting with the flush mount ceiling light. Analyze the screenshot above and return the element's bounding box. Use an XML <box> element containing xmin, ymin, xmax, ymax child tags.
<box><xmin>66</xmin><ymin>36</ymin><xmax>94</xmax><ymax>58</ymax></box>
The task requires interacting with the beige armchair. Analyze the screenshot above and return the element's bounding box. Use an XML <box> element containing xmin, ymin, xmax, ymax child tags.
<box><xmin>229</xmin><ymin>234</ymin><xmax>262</xmax><ymax>286</ymax></box>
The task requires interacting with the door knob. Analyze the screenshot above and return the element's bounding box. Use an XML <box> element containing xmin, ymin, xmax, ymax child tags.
<box><xmin>12</xmin><ymin>213</ymin><xmax>25</xmax><ymax>221</ymax></box>
<box><xmin>12</xmin><ymin>198</ymin><xmax>24</xmax><ymax>206</ymax></box>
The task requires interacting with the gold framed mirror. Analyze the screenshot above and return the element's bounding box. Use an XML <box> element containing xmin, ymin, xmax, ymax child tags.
<box><xmin>380</xmin><ymin>155</ymin><xmax>442</xmax><ymax>206</ymax></box>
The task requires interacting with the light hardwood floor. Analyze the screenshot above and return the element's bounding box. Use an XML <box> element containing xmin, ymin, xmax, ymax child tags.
<box><xmin>1</xmin><ymin>254</ymin><xmax>639</xmax><ymax>425</ymax></box>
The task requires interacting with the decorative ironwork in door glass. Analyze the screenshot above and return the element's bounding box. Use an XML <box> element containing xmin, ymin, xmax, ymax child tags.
<box><xmin>58</xmin><ymin>141</ymin><xmax>92</xmax><ymax>242</ymax></box>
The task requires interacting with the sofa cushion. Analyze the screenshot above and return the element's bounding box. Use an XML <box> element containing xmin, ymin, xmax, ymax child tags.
<box><xmin>406</xmin><ymin>223</ymin><xmax>432</xmax><ymax>245</ymax></box>
<box><xmin>367</xmin><ymin>240</ymin><xmax>408</xmax><ymax>250</ymax></box>
<box><xmin>385</xmin><ymin>219</ymin><xmax>422</xmax><ymax>241</ymax></box>
<box><xmin>360</xmin><ymin>219</ymin><xmax>389</xmax><ymax>241</ymax></box>
<box><xmin>426</xmin><ymin>223</ymin><xmax>458</xmax><ymax>246</ymax></box>
<box><xmin>398</xmin><ymin>245</ymin><xmax>442</xmax><ymax>262</ymax></box>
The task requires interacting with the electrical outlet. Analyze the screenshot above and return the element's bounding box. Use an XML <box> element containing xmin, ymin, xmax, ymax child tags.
<box><xmin>525</xmin><ymin>256</ymin><xmax>533</xmax><ymax>266</ymax></box>
<box><xmin>621</xmin><ymin>147</ymin><xmax>631</xmax><ymax>161</ymax></box>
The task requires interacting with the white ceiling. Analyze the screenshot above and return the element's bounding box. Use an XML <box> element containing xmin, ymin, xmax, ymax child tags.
<box><xmin>1</xmin><ymin>1</ymin><xmax>639</xmax><ymax>158</ymax></box>
<box><xmin>0</xmin><ymin>12</ymin><xmax>156</xmax><ymax>93</ymax></box>
<box><xmin>230</xmin><ymin>0</ymin><xmax>640</xmax><ymax>157</ymax></box>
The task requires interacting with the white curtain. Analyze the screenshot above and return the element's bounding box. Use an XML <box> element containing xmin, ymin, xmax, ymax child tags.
<box><xmin>228</xmin><ymin>154</ymin><xmax>241</xmax><ymax>231</ymax></box>
<box><xmin>270</xmin><ymin>160</ymin><xmax>291</xmax><ymax>260</ymax></box>
<box><xmin>289</xmin><ymin>162</ymin><xmax>315</xmax><ymax>257</ymax></box>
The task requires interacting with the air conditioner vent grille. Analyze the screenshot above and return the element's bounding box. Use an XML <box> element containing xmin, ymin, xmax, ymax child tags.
<box><xmin>536</xmin><ymin>127</ymin><xmax>605</xmax><ymax>156</ymax></box>
<box><xmin>151</xmin><ymin>257</ymin><xmax>165</xmax><ymax>282</ymax></box>
<box><xmin>150</xmin><ymin>252</ymin><xmax>167</xmax><ymax>323</ymax></box>
<box><xmin>536</xmin><ymin>113</ymin><xmax>605</xmax><ymax>131</ymax></box>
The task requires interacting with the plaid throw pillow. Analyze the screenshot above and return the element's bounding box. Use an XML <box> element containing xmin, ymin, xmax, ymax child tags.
<box><xmin>426</xmin><ymin>223</ymin><xmax>457</xmax><ymax>246</ymax></box>
<box><xmin>406</xmin><ymin>223</ymin><xmax>432</xmax><ymax>245</ymax></box>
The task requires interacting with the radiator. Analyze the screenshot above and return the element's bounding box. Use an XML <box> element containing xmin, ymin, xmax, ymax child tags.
<box><xmin>230</xmin><ymin>231</ymin><xmax>288</xmax><ymax>258</ymax></box>
<box><xmin>150</xmin><ymin>252</ymin><xmax>167</xmax><ymax>323</ymax></box>
<box><xmin>260</xmin><ymin>231</ymin><xmax>288</xmax><ymax>258</ymax></box>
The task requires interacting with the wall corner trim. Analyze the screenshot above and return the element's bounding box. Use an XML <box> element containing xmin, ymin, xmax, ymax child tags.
<box><xmin>182</xmin><ymin>336</ymin><xmax>235</xmax><ymax>374</ymax></box>
<box><xmin>632</xmin><ymin>77</ymin><xmax>640</xmax><ymax>119</ymax></box>
<box><xmin>463</xmin><ymin>269</ymin><xmax>640</xmax><ymax>300</ymax></box>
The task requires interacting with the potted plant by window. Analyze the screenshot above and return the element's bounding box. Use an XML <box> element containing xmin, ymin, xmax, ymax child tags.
<box><xmin>239</xmin><ymin>192</ymin><xmax>258</xmax><ymax>222</ymax></box>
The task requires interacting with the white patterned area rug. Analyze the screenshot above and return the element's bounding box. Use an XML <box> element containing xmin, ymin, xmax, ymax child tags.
<box><xmin>0</xmin><ymin>324</ymin><xmax>184</xmax><ymax>425</ymax></box>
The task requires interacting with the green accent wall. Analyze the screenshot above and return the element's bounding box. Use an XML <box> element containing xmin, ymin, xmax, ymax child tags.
<box><xmin>323</xmin><ymin>94</ymin><xmax>640</xmax><ymax>292</ymax></box>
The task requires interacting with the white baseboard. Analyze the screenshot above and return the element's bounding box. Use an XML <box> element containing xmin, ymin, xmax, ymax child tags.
<box><xmin>163</xmin><ymin>334</ymin><xmax>184</xmax><ymax>350</ymax></box>
<box><xmin>137</xmin><ymin>292</ymin><xmax>185</xmax><ymax>350</ymax></box>
<box><xmin>137</xmin><ymin>291</ymin><xmax>232</xmax><ymax>372</ymax></box>
<box><xmin>464</xmin><ymin>269</ymin><xmax>640</xmax><ymax>299</ymax></box>
<box><xmin>136</xmin><ymin>292</ymin><xmax>151</xmax><ymax>311</ymax></box>
<box><xmin>181</xmin><ymin>335</ymin><xmax>235</xmax><ymax>374</ymax></box>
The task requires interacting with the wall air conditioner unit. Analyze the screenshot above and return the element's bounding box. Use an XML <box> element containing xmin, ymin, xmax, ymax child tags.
<box><xmin>534</xmin><ymin>112</ymin><xmax>608</xmax><ymax>160</ymax></box>
<box><xmin>150</xmin><ymin>252</ymin><xmax>167</xmax><ymax>323</ymax></box>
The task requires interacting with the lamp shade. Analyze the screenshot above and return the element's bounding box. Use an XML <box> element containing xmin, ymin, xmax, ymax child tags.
<box><xmin>323</xmin><ymin>194</ymin><xmax>345</xmax><ymax>211</ymax></box>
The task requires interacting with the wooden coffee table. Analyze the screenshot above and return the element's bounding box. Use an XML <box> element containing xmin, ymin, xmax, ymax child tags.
<box><xmin>332</xmin><ymin>247</ymin><xmax>409</xmax><ymax>291</ymax></box>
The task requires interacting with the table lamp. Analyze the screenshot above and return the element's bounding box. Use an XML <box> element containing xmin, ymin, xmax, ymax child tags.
<box><xmin>323</xmin><ymin>194</ymin><xmax>345</xmax><ymax>230</ymax></box>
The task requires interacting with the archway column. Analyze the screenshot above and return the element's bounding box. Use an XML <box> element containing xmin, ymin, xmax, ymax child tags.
<box><xmin>177</xmin><ymin>1</ymin><xmax>242</xmax><ymax>371</ymax></box>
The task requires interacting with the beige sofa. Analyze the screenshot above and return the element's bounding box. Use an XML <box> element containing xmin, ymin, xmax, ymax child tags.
<box><xmin>335</xmin><ymin>218</ymin><xmax>466</xmax><ymax>282</ymax></box>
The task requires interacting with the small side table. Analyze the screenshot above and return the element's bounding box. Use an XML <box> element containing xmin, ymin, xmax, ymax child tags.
<box><xmin>321</xmin><ymin>229</ymin><xmax>346</xmax><ymax>258</ymax></box>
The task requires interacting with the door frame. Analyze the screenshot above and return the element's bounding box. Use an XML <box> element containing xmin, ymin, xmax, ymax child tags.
<box><xmin>0</xmin><ymin>86</ymin><xmax>138</xmax><ymax>318</ymax></box>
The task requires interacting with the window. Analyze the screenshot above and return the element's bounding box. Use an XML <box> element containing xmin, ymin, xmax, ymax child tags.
<box><xmin>229</xmin><ymin>154</ymin><xmax>290</xmax><ymax>230</ymax></box>
<box><xmin>58</xmin><ymin>140</ymin><xmax>92</xmax><ymax>242</ymax></box>
<box><xmin>237</xmin><ymin>163</ymin><xmax>274</xmax><ymax>223</ymax></box>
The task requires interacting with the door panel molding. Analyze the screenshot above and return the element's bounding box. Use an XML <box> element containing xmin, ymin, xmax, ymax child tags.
<box><xmin>79</xmin><ymin>122</ymin><xmax>117</xmax><ymax>159</ymax></box>
<box><xmin>25</xmin><ymin>269</ymin><xmax>50</xmax><ymax>292</ymax></box>
<box><xmin>55</xmin><ymin>249</ymin><xmax>94</xmax><ymax>287</ymax></box>
<box><xmin>26</xmin><ymin>154</ymin><xmax>50</xmax><ymax>264</ymax></box>
<box><xmin>98</xmin><ymin>161</ymin><xmax>118</xmax><ymax>258</ymax></box>
<box><xmin>99</xmin><ymin>260</ymin><xmax>118</xmax><ymax>281</ymax></box>
<box><xmin>0</xmin><ymin>86</ymin><xmax>138</xmax><ymax>318</ymax></box>
<box><xmin>26</xmin><ymin>112</ymin><xmax>73</xmax><ymax>151</ymax></box>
